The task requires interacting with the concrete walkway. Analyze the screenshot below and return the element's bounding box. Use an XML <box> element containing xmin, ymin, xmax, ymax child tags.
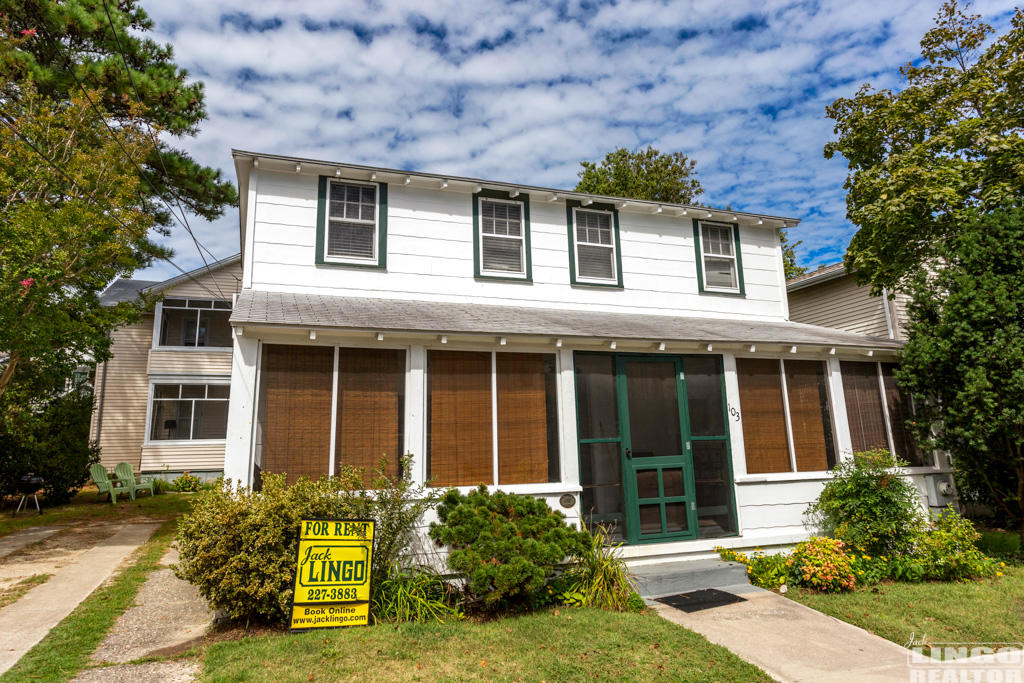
<box><xmin>0</xmin><ymin>523</ymin><xmax>158</xmax><ymax>676</ymax></box>
<box><xmin>0</xmin><ymin>526</ymin><xmax>60</xmax><ymax>559</ymax></box>
<box><xmin>654</xmin><ymin>585</ymin><xmax>916</xmax><ymax>682</ymax></box>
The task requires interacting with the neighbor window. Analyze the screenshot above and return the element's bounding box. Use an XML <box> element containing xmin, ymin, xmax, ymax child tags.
<box><xmin>736</xmin><ymin>358</ymin><xmax>836</xmax><ymax>474</ymax></box>
<box><xmin>158</xmin><ymin>299</ymin><xmax>232</xmax><ymax>348</ymax></box>
<box><xmin>841</xmin><ymin>361</ymin><xmax>924</xmax><ymax>466</ymax></box>
<box><xmin>316</xmin><ymin>178</ymin><xmax>387</xmax><ymax>268</ymax></box>
<box><xmin>476</xmin><ymin>196</ymin><xmax>529</xmax><ymax>278</ymax></box>
<box><xmin>573</xmin><ymin>208</ymin><xmax>618</xmax><ymax>283</ymax></box>
<box><xmin>696</xmin><ymin>221</ymin><xmax>743</xmax><ymax>294</ymax></box>
<box><xmin>149</xmin><ymin>383</ymin><xmax>230</xmax><ymax>441</ymax></box>
<box><xmin>427</xmin><ymin>350</ymin><xmax>559</xmax><ymax>486</ymax></box>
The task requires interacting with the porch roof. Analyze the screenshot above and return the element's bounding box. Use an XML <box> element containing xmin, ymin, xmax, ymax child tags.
<box><xmin>231</xmin><ymin>290</ymin><xmax>902</xmax><ymax>350</ymax></box>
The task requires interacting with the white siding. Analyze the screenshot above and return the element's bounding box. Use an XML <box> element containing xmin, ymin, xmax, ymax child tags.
<box><xmin>788</xmin><ymin>273</ymin><xmax>890</xmax><ymax>337</ymax></box>
<box><xmin>247</xmin><ymin>171</ymin><xmax>788</xmax><ymax>321</ymax></box>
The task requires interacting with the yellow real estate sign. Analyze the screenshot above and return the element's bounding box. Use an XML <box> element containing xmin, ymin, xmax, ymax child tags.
<box><xmin>289</xmin><ymin>519</ymin><xmax>374</xmax><ymax>631</ymax></box>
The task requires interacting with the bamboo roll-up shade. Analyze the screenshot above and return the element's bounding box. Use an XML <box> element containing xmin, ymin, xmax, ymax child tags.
<box><xmin>881</xmin><ymin>363</ymin><xmax>923</xmax><ymax>465</ymax></box>
<box><xmin>840</xmin><ymin>361</ymin><xmax>889</xmax><ymax>453</ymax></box>
<box><xmin>260</xmin><ymin>344</ymin><xmax>333</xmax><ymax>484</ymax></box>
<box><xmin>497</xmin><ymin>353</ymin><xmax>549</xmax><ymax>484</ymax></box>
<box><xmin>785</xmin><ymin>360</ymin><xmax>834</xmax><ymax>472</ymax></box>
<box><xmin>336</xmin><ymin>348</ymin><xmax>405</xmax><ymax>486</ymax></box>
<box><xmin>428</xmin><ymin>350</ymin><xmax>493</xmax><ymax>486</ymax></box>
<box><xmin>736</xmin><ymin>358</ymin><xmax>791</xmax><ymax>473</ymax></box>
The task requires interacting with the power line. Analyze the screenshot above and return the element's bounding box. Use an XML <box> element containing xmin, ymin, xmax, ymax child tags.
<box><xmin>0</xmin><ymin>110</ymin><xmax>223</xmax><ymax>301</ymax></box>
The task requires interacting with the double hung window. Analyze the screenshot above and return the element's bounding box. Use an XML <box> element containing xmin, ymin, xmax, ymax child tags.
<box><xmin>696</xmin><ymin>221</ymin><xmax>743</xmax><ymax>294</ymax></box>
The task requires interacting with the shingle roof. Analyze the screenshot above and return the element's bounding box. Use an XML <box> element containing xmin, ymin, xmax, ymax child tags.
<box><xmin>99</xmin><ymin>279</ymin><xmax>160</xmax><ymax>306</ymax></box>
<box><xmin>231</xmin><ymin>290</ymin><xmax>901</xmax><ymax>349</ymax></box>
<box><xmin>786</xmin><ymin>262</ymin><xmax>847</xmax><ymax>291</ymax></box>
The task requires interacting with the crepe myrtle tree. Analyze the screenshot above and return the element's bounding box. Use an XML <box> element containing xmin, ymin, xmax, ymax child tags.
<box><xmin>896</xmin><ymin>208</ymin><xmax>1024</xmax><ymax>539</ymax></box>
<box><xmin>0</xmin><ymin>26</ymin><xmax>162</xmax><ymax>406</ymax></box>
<box><xmin>576</xmin><ymin>145</ymin><xmax>805</xmax><ymax>279</ymax></box>
<box><xmin>826</xmin><ymin>1</ymin><xmax>1024</xmax><ymax>294</ymax></box>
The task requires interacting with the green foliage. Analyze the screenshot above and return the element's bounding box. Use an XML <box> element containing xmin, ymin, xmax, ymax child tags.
<box><xmin>151</xmin><ymin>477</ymin><xmax>170</xmax><ymax>495</ymax></box>
<box><xmin>805</xmin><ymin>449</ymin><xmax>924</xmax><ymax>555</ymax></box>
<box><xmin>0</xmin><ymin>0</ymin><xmax>236</xmax><ymax>226</ymax></box>
<box><xmin>977</xmin><ymin>530</ymin><xmax>1021</xmax><ymax>559</ymax></box>
<box><xmin>0</xmin><ymin>385</ymin><xmax>99</xmax><ymax>503</ymax></box>
<box><xmin>780</xmin><ymin>229</ymin><xmax>806</xmax><ymax>280</ymax></box>
<box><xmin>429</xmin><ymin>486</ymin><xmax>590</xmax><ymax>611</ymax></box>
<box><xmin>717</xmin><ymin>547</ymin><xmax>791</xmax><ymax>590</ymax></box>
<box><xmin>898</xmin><ymin>208</ymin><xmax>1024</xmax><ymax>535</ymax></box>
<box><xmin>370</xmin><ymin>566</ymin><xmax>462</xmax><ymax>624</ymax></box>
<box><xmin>787</xmin><ymin>537</ymin><xmax>855</xmax><ymax>592</ymax></box>
<box><xmin>915</xmin><ymin>508</ymin><xmax>996</xmax><ymax>582</ymax></box>
<box><xmin>575</xmin><ymin>146</ymin><xmax>703</xmax><ymax>204</ymax></box>
<box><xmin>171</xmin><ymin>471</ymin><xmax>201</xmax><ymax>493</ymax></box>
<box><xmin>175</xmin><ymin>455</ymin><xmax>437</xmax><ymax>623</ymax></box>
<box><xmin>562</xmin><ymin>525</ymin><xmax>640</xmax><ymax>612</ymax></box>
<box><xmin>825</xmin><ymin>2</ymin><xmax>1024</xmax><ymax>292</ymax></box>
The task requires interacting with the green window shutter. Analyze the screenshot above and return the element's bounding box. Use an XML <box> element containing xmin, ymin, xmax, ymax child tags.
<box><xmin>566</xmin><ymin>200</ymin><xmax>624</xmax><ymax>288</ymax></box>
<box><xmin>472</xmin><ymin>189</ymin><xmax>532</xmax><ymax>282</ymax></box>
<box><xmin>315</xmin><ymin>175</ymin><xmax>388</xmax><ymax>270</ymax></box>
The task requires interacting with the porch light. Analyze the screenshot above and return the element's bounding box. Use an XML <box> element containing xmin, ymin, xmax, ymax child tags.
<box><xmin>308</xmin><ymin>330</ymin><xmax>317</xmax><ymax>341</ymax></box>
<box><xmin>732</xmin><ymin>215</ymin><xmax>739</xmax><ymax>222</ymax></box>
<box><xmin>617</xmin><ymin>201</ymin><xmax>629</xmax><ymax>209</ymax></box>
<box><xmin>790</xmin><ymin>345</ymin><xmax>798</xmax><ymax>354</ymax></box>
<box><xmin>757</xmin><ymin>219</ymin><xmax>763</xmax><ymax>225</ymax></box>
<box><xmin>335</xmin><ymin>169</ymin><xmax>342</xmax><ymax>177</ymax></box>
<box><xmin>705</xmin><ymin>212</ymin><xmax>713</xmax><ymax>218</ymax></box>
<box><xmin>706</xmin><ymin>343</ymin><xmax>713</xmax><ymax>351</ymax></box>
<box><xmin>499</xmin><ymin>337</ymin><xmax>507</xmax><ymax>346</ymax></box>
<box><xmin>866</xmin><ymin>349</ymin><xmax>874</xmax><ymax>357</ymax></box>
<box><xmin>677</xmin><ymin>209</ymin><xmax>688</xmax><ymax>217</ymax></box>
<box><xmin>652</xmin><ymin>206</ymin><xmax>662</xmax><ymax>215</ymax></box>
<box><xmin>404</xmin><ymin>176</ymin><xmax>412</xmax><ymax>185</ymax></box>
<box><xmin>582</xmin><ymin>198</ymin><xmax>593</xmax><ymax>206</ymax></box>
<box><xmin>658</xmin><ymin>342</ymin><xmax>666</xmax><ymax>351</ymax></box>
<box><xmin>555</xmin><ymin>338</ymin><xmax>563</xmax><ymax>348</ymax></box>
<box><xmin>253</xmin><ymin>158</ymin><xmax>259</xmax><ymax>167</ymax></box>
<box><xmin>295</xmin><ymin>163</ymin><xmax>301</xmax><ymax>173</ymax></box>
<box><xmin>370</xmin><ymin>172</ymin><xmax>377</xmax><ymax>181</ymax></box>
<box><xmin>376</xmin><ymin>332</ymin><xmax>384</xmax><ymax>341</ymax></box>
<box><xmin>440</xmin><ymin>335</ymin><xmax>448</xmax><ymax>344</ymax></box>
<box><xmin>829</xmin><ymin>347</ymin><xmax>837</xmax><ymax>355</ymax></box>
<box><xmin>609</xmin><ymin>341</ymin><xmax>617</xmax><ymax>350</ymax></box>
<box><xmin>439</xmin><ymin>180</ymin><xmax>448</xmax><ymax>190</ymax></box>
<box><xmin>549</xmin><ymin>193</ymin><xmax>559</xmax><ymax>202</ymax></box>
<box><xmin>748</xmin><ymin>344</ymin><xmax>756</xmax><ymax>352</ymax></box>
<box><xmin>510</xmin><ymin>189</ymin><xmax>520</xmax><ymax>198</ymax></box>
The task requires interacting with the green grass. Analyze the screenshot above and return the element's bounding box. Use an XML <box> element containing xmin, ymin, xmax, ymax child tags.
<box><xmin>0</xmin><ymin>519</ymin><xmax>179</xmax><ymax>683</ymax></box>
<box><xmin>788</xmin><ymin>565</ymin><xmax>1024</xmax><ymax>649</ymax></box>
<box><xmin>0</xmin><ymin>488</ymin><xmax>194</xmax><ymax>536</ymax></box>
<box><xmin>0</xmin><ymin>574</ymin><xmax>52</xmax><ymax>609</ymax></box>
<box><xmin>200</xmin><ymin>608</ymin><xmax>770</xmax><ymax>682</ymax></box>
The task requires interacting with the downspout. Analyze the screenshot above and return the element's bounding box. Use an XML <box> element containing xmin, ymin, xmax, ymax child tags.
<box><xmin>881</xmin><ymin>286</ymin><xmax>895</xmax><ymax>340</ymax></box>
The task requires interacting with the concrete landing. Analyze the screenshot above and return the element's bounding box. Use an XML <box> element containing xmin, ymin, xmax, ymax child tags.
<box><xmin>632</xmin><ymin>559</ymin><xmax>749</xmax><ymax>597</ymax></box>
<box><xmin>0</xmin><ymin>526</ymin><xmax>60</xmax><ymax>559</ymax></box>
<box><xmin>654</xmin><ymin>586</ymin><xmax>915</xmax><ymax>682</ymax></box>
<box><xmin>0</xmin><ymin>523</ymin><xmax>158</xmax><ymax>675</ymax></box>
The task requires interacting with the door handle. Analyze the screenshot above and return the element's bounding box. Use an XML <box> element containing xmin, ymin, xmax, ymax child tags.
<box><xmin>624</xmin><ymin>448</ymin><xmax>632</xmax><ymax>459</ymax></box>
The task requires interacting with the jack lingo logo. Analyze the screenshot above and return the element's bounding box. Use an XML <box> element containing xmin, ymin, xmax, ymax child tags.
<box><xmin>299</xmin><ymin>545</ymin><xmax>367</xmax><ymax>585</ymax></box>
<box><xmin>906</xmin><ymin>633</ymin><xmax>1023</xmax><ymax>683</ymax></box>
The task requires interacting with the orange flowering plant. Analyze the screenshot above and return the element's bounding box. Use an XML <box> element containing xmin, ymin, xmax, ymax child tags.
<box><xmin>786</xmin><ymin>537</ymin><xmax>855</xmax><ymax>592</ymax></box>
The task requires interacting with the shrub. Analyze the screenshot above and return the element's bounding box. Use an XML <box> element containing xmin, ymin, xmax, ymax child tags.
<box><xmin>371</xmin><ymin>566</ymin><xmax>462</xmax><ymax>624</ymax></box>
<box><xmin>977</xmin><ymin>530</ymin><xmax>1021</xmax><ymax>559</ymax></box>
<box><xmin>717</xmin><ymin>547</ymin><xmax>791</xmax><ymax>590</ymax></box>
<box><xmin>151</xmin><ymin>477</ymin><xmax>171</xmax><ymax>495</ymax></box>
<box><xmin>562</xmin><ymin>524</ymin><xmax>639</xmax><ymax>611</ymax></box>
<box><xmin>172</xmin><ymin>471</ymin><xmax>202</xmax><ymax>492</ymax></box>
<box><xmin>429</xmin><ymin>486</ymin><xmax>590</xmax><ymax>611</ymax></box>
<box><xmin>175</xmin><ymin>454</ymin><xmax>436</xmax><ymax>623</ymax></box>
<box><xmin>787</xmin><ymin>537</ymin><xmax>855</xmax><ymax>592</ymax></box>
<box><xmin>915</xmin><ymin>507</ymin><xmax>997</xmax><ymax>581</ymax></box>
<box><xmin>805</xmin><ymin>449</ymin><xmax>924</xmax><ymax>555</ymax></box>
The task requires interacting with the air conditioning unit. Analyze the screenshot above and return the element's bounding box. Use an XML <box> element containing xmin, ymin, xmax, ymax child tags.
<box><xmin>924</xmin><ymin>473</ymin><xmax>958</xmax><ymax>510</ymax></box>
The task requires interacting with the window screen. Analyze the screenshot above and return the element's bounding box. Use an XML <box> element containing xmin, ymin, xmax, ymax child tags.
<box><xmin>480</xmin><ymin>199</ymin><xmax>524</xmax><ymax>274</ymax></box>
<box><xmin>327</xmin><ymin>182</ymin><xmax>377</xmax><ymax>260</ymax></box>
<box><xmin>840</xmin><ymin>361</ymin><xmax>890</xmax><ymax>453</ymax></box>
<box><xmin>575</xmin><ymin>210</ymin><xmax>616</xmax><ymax>280</ymax></box>
<box><xmin>785</xmin><ymin>360</ymin><xmax>837</xmax><ymax>471</ymax></box>
<box><xmin>881</xmin><ymin>363</ymin><xmax>924</xmax><ymax>466</ymax></box>
<box><xmin>149</xmin><ymin>383</ymin><xmax>230</xmax><ymax>441</ymax></box>
<box><xmin>497</xmin><ymin>353</ymin><xmax>559</xmax><ymax>484</ymax></box>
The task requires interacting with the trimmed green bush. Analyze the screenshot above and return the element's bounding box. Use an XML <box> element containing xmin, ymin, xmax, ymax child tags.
<box><xmin>175</xmin><ymin>454</ymin><xmax>436</xmax><ymax>623</ymax></box>
<box><xmin>805</xmin><ymin>449</ymin><xmax>924</xmax><ymax>555</ymax></box>
<box><xmin>429</xmin><ymin>486</ymin><xmax>590</xmax><ymax>611</ymax></box>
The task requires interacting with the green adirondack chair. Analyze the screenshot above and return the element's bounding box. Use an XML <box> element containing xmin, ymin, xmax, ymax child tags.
<box><xmin>114</xmin><ymin>462</ymin><xmax>154</xmax><ymax>501</ymax></box>
<box><xmin>89</xmin><ymin>463</ymin><xmax>122</xmax><ymax>504</ymax></box>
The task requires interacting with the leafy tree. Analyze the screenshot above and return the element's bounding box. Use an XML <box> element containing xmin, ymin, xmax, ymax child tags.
<box><xmin>0</xmin><ymin>29</ymin><xmax>160</xmax><ymax>401</ymax></box>
<box><xmin>575</xmin><ymin>146</ymin><xmax>703</xmax><ymax>204</ymax></box>
<box><xmin>825</xmin><ymin>2</ymin><xmax>1024</xmax><ymax>292</ymax></box>
<box><xmin>576</xmin><ymin>146</ymin><xmax>806</xmax><ymax>278</ymax></box>
<box><xmin>0</xmin><ymin>0</ymin><xmax>237</xmax><ymax>227</ymax></box>
<box><xmin>896</xmin><ymin>208</ymin><xmax>1024</xmax><ymax>538</ymax></box>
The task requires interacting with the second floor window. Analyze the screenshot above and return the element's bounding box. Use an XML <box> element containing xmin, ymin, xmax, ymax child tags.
<box><xmin>698</xmin><ymin>222</ymin><xmax>741</xmax><ymax>293</ymax></box>
<box><xmin>159</xmin><ymin>299</ymin><xmax>232</xmax><ymax>348</ymax></box>
<box><xmin>479</xmin><ymin>198</ymin><xmax>525</xmax><ymax>276</ymax></box>
<box><xmin>573</xmin><ymin>208</ymin><xmax>617</xmax><ymax>283</ymax></box>
<box><xmin>327</xmin><ymin>181</ymin><xmax>377</xmax><ymax>262</ymax></box>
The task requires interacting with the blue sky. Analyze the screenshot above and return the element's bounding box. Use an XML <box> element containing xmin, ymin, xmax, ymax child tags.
<box><xmin>136</xmin><ymin>0</ymin><xmax>1017</xmax><ymax>282</ymax></box>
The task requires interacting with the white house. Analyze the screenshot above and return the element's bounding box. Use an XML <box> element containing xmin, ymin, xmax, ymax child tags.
<box><xmin>95</xmin><ymin>149</ymin><xmax>957</xmax><ymax>564</ymax></box>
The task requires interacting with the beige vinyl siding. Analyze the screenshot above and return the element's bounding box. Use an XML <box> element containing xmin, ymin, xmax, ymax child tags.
<box><xmin>91</xmin><ymin>315</ymin><xmax>153</xmax><ymax>470</ymax></box>
<box><xmin>148</xmin><ymin>349</ymin><xmax>232</xmax><ymax>375</ymax></box>
<box><xmin>892</xmin><ymin>291</ymin><xmax>911</xmax><ymax>340</ymax></box>
<box><xmin>788</xmin><ymin>273</ymin><xmax>890</xmax><ymax>338</ymax></box>
<box><xmin>140</xmin><ymin>442</ymin><xmax>225</xmax><ymax>473</ymax></box>
<box><xmin>165</xmin><ymin>261</ymin><xmax>242</xmax><ymax>299</ymax></box>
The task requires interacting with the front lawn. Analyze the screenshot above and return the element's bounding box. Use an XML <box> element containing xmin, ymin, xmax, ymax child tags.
<box><xmin>0</xmin><ymin>487</ymin><xmax>194</xmax><ymax>536</ymax></box>
<box><xmin>201</xmin><ymin>608</ymin><xmax>771</xmax><ymax>682</ymax></box>
<box><xmin>788</xmin><ymin>565</ymin><xmax>1024</xmax><ymax>648</ymax></box>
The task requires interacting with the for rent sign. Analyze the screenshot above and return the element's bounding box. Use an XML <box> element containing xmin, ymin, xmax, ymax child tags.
<box><xmin>289</xmin><ymin>519</ymin><xmax>374</xmax><ymax>631</ymax></box>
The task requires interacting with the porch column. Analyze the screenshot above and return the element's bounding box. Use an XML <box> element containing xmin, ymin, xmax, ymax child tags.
<box><xmin>826</xmin><ymin>355</ymin><xmax>854</xmax><ymax>460</ymax></box>
<box><xmin>223</xmin><ymin>333</ymin><xmax>259</xmax><ymax>487</ymax></box>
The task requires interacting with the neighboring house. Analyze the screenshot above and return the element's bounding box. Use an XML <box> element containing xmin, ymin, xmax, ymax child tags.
<box><xmin>787</xmin><ymin>263</ymin><xmax>910</xmax><ymax>341</ymax></box>
<box><xmin>90</xmin><ymin>256</ymin><xmax>242</xmax><ymax>479</ymax></box>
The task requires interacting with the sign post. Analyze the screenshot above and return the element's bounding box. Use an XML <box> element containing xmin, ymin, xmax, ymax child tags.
<box><xmin>289</xmin><ymin>518</ymin><xmax>374</xmax><ymax>631</ymax></box>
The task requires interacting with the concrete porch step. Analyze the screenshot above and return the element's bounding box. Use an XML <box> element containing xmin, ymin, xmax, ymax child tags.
<box><xmin>631</xmin><ymin>559</ymin><xmax>750</xmax><ymax>598</ymax></box>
